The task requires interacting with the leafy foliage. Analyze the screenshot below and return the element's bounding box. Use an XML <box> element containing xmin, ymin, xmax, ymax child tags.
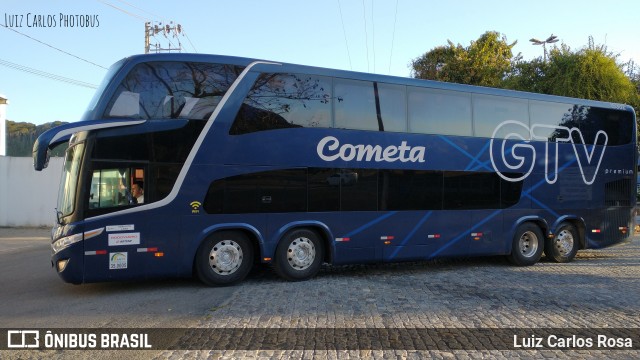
<box><xmin>411</xmin><ymin>32</ymin><xmax>640</xmax><ymax>134</ymax></box>
<box><xmin>507</xmin><ymin>40</ymin><xmax>638</xmax><ymax>106</ymax></box>
<box><xmin>411</xmin><ymin>31</ymin><xmax>517</xmax><ymax>87</ymax></box>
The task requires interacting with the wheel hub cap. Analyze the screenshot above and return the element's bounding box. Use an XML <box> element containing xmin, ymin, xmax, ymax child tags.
<box><xmin>519</xmin><ymin>231</ymin><xmax>539</xmax><ymax>258</ymax></box>
<box><xmin>555</xmin><ymin>229</ymin><xmax>574</xmax><ymax>256</ymax></box>
<box><xmin>209</xmin><ymin>240</ymin><xmax>243</xmax><ymax>275</ymax></box>
<box><xmin>287</xmin><ymin>237</ymin><xmax>315</xmax><ymax>270</ymax></box>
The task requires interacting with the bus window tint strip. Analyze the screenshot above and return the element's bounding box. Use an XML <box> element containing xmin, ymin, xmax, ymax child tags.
<box><xmin>203</xmin><ymin>168</ymin><xmax>524</xmax><ymax>214</ymax></box>
<box><xmin>230</xmin><ymin>73</ymin><xmax>634</xmax><ymax>146</ymax></box>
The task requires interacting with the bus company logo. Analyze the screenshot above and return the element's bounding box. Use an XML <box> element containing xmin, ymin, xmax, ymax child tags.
<box><xmin>317</xmin><ymin>136</ymin><xmax>426</xmax><ymax>163</ymax></box>
<box><xmin>7</xmin><ymin>330</ymin><xmax>39</xmax><ymax>348</ymax></box>
<box><xmin>490</xmin><ymin>121</ymin><xmax>608</xmax><ymax>185</ymax></box>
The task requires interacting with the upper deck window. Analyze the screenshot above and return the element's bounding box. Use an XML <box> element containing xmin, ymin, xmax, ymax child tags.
<box><xmin>334</xmin><ymin>78</ymin><xmax>380</xmax><ymax>131</ymax></box>
<box><xmin>230</xmin><ymin>73</ymin><xmax>332</xmax><ymax>134</ymax></box>
<box><xmin>408</xmin><ymin>87</ymin><xmax>472</xmax><ymax>136</ymax></box>
<box><xmin>473</xmin><ymin>94</ymin><xmax>529</xmax><ymax>138</ymax></box>
<box><xmin>105</xmin><ymin>61</ymin><xmax>244</xmax><ymax>120</ymax></box>
<box><xmin>228</xmin><ymin>71</ymin><xmax>634</xmax><ymax>145</ymax></box>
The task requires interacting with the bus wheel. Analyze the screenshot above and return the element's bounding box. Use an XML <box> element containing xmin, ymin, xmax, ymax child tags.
<box><xmin>273</xmin><ymin>228</ymin><xmax>324</xmax><ymax>281</ymax></box>
<box><xmin>545</xmin><ymin>223</ymin><xmax>578</xmax><ymax>263</ymax></box>
<box><xmin>195</xmin><ymin>231</ymin><xmax>253</xmax><ymax>286</ymax></box>
<box><xmin>508</xmin><ymin>223</ymin><xmax>544</xmax><ymax>266</ymax></box>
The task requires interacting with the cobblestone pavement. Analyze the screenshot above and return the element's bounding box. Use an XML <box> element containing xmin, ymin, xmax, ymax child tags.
<box><xmin>159</xmin><ymin>236</ymin><xmax>640</xmax><ymax>359</ymax></box>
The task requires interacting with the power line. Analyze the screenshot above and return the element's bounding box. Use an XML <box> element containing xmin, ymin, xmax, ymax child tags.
<box><xmin>96</xmin><ymin>0</ymin><xmax>147</xmax><ymax>21</ymax></box>
<box><xmin>336</xmin><ymin>0</ymin><xmax>352</xmax><ymax>70</ymax></box>
<box><xmin>0</xmin><ymin>58</ymin><xmax>98</xmax><ymax>89</ymax></box>
<box><xmin>361</xmin><ymin>0</ymin><xmax>370</xmax><ymax>72</ymax></box>
<box><xmin>388</xmin><ymin>0</ymin><xmax>399</xmax><ymax>74</ymax></box>
<box><xmin>0</xmin><ymin>24</ymin><xmax>108</xmax><ymax>70</ymax></box>
<box><xmin>113</xmin><ymin>0</ymin><xmax>167</xmax><ymax>22</ymax></box>
<box><xmin>183</xmin><ymin>31</ymin><xmax>198</xmax><ymax>53</ymax></box>
<box><xmin>371</xmin><ymin>0</ymin><xmax>376</xmax><ymax>72</ymax></box>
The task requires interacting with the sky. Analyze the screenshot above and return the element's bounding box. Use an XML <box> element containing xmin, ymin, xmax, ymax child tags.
<box><xmin>1</xmin><ymin>0</ymin><xmax>639</xmax><ymax>126</ymax></box>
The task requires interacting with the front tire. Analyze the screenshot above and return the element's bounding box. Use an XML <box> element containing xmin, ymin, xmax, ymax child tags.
<box><xmin>195</xmin><ymin>231</ymin><xmax>253</xmax><ymax>286</ymax></box>
<box><xmin>545</xmin><ymin>223</ymin><xmax>579</xmax><ymax>263</ymax></box>
<box><xmin>273</xmin><ymin>228</ymin><xmax>324</xmax><ymax>281</ymax></box>
<box><xmin>508</xmin><ymin>223</ymin><xmax>544</xmax><ymax>266</ymax></box>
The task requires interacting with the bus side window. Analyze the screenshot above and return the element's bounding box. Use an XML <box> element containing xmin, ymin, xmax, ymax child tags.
<box><xmin>230</xmin><ymin>73</ymin><xmax>332</xmax><ymax>134</ymax></box>
<box><xmin>90</xmin><ymin>168</ymin><xmax>129</xmax><ymax>208</ymax></box>
<box><xmin>408</xmin><ymin>87</ymin><xmax>472</xmax><ymax>136</ymax></box>
<box><xmin>89</xmin><ymin>167</ymin><xmax>144</xmax><ymax>209</ymax></box>
<box><xmin>334</xmin><ymin>79</ymin><xmax>379</xmax><ymax>131</ymax></box>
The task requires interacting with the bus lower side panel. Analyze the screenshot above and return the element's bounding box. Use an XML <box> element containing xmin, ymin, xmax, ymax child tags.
<box><xmin>181</xmin><ymin>209</ymin><xmax>571</xmax><ymax>269</ymax></box>
<box><xmin>183</xmin><ymin>207</ymin><xmax>633</xmax><ymax>268</ymax></box>
<box><xmin>63</xmin><ymin>206</ymin><xmax>634</xmax><ymax>284</ymax></box>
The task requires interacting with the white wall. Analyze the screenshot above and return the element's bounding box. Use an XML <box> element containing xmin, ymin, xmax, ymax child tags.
<box><xmin>0</xmin><ymin>156</ymin><xmax>64</xmax><ymax>227</ymax></box>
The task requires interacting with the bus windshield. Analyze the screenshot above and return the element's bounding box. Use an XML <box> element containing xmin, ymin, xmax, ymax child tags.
<box><xmin>85</xmin><ymin>59</ymin><xmax>126</xmax><ymax>114</ymax></box>
<box><xmin>104</xmin><ymin>61</ymin><xmax>244</xmax><ymax>120</ymax></box>
<box><xmin>57</xmin><ymin>141</ymin><xmax>85</xmax><ymax>222</ymax></box>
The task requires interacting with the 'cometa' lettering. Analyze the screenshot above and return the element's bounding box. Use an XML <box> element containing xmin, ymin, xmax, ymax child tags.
<box><xmin>317</xmin><ymin>136</ymin><xmax>426</xmax><ymax>163</ymax></box>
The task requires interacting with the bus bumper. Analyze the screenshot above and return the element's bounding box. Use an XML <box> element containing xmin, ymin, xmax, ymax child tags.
<box><xmin>51</xmin><ymin>244</ymin><xmax>84</xmax><ymax>284</ymax></box>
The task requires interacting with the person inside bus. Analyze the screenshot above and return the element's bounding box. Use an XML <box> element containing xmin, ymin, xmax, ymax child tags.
<box><xmin>132</xmin><ymin>181</ymin><xmax>144</xmax><ymax>204</ymax></box>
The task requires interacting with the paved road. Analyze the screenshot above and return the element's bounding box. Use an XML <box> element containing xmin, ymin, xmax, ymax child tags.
<box><xmin>0</xmin><ymin>227</ymin><xmax>235</xmax><ymax>360</ymax></box>
<box><xmin>1</xmin><ymin>227</ymin><xmax>639</xmax><ymax>359</ymax></box>
<box><xmin>160</xmin><ymin>235</ymin><xmax>640</xmax><ymax>359</ymax></box>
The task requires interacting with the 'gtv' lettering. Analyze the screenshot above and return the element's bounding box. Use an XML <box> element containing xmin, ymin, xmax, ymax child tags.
<box><xmin>490</xmin><ymin>120</ymin><xmax>608</xmax><ymax>185</ymax></box>
<box><xmin>317</xmin><ymin>136</ymin><xmax>426</xmax><ymax>163</ymax></box>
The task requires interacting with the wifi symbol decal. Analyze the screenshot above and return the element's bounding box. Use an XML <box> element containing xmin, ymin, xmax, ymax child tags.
<box><xmin>190</xmin><ymin>201</ymin><xmax>202</xmax><ymax>214</ymax></box>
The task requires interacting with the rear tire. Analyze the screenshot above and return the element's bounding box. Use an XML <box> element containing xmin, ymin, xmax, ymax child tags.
<box><xmin>508</xmin><ymin>223</ymin><xmax>544</xmax><ymax>266</ymax></box>
<box><xmin>545</xmin><ymin>222</ymin><xmax>579</xmax><ymax>263</ymax></box>
<box><xmin>195</xmin><ymin>231</ymin><xmax>253</xmax><ymax>286</ymax></box>
<box><xmin>273</xmin><ymin>228</ymin><xmax>324</xmax><ymax>281</ymax></box>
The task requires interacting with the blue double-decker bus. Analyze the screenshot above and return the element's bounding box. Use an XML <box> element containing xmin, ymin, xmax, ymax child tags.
<box><xmin>34</xmin><ymin>53</ymin><xmax>637</xmax><ymax>286</ymax></box>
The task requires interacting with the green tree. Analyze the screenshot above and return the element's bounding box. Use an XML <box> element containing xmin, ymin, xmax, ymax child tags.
<box><xmin>505</xmin><ymin>39</ymin><xmax>640</xmax><ymax>124</ymax></box>
<box><xmin>623</xmin><ymin>60</ymin><xmax>640</xmax><ymax>114</ymax></box>
<box><xmin>411</xmin><ymin>31</ymin><xmax>517</xmax><ymax>87</ymax></box>
<box><xmin>6</xmin><ymin>120</ymin><xmax>67</xmax><ymax>157</ymax></box>
<box><xmin>545</xmin><ymin>43</ymin><xmax>636</xmax><ymax>103</ymax></box>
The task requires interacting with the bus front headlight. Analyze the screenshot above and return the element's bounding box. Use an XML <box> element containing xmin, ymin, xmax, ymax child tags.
<box><xmin>52</xmin><ymin>233</ymin><xmax>83</xmax><ymax>254</ymax></box>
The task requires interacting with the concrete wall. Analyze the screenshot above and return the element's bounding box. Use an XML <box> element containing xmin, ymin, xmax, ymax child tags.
<box><xmin>0</xmin><ymin>156</ymin><xmax>64</xmax><ymax>227</ymax></box>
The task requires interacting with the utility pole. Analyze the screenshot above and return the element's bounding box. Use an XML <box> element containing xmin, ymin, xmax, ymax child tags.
<box><xmin>145</xmin><ymin>21</ymin><xmax>183</xmax><ymax>54</ymax></box>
